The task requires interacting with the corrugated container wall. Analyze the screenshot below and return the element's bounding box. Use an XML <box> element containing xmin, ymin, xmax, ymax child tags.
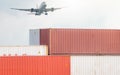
<box><xmin>39</xmin><ymin>29</ymin><xmax>120</xmax><ymax>55</ymax></box>
<box><xmin>71</xmin><ymin>56</ymin><xmax>120</xmax><ymax>75</ymax></box>
<box><xmin>29</xmin><ymin>29</ymin><xmax>40</xmax><ymax>45</ymax></box>
<box><xmin>0</xmin><ymin>56</ymin><xmax>70</xmax><ymax>75</ymax></box>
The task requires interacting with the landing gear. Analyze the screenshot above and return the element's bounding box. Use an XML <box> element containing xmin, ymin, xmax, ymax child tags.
<box><xmin>45</xmin><ymin>13</ymin><xmax>48</xmax><ymax>15</ymax></box>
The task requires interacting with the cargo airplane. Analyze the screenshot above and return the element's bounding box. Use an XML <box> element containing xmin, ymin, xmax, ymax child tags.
<box><xmin>11</xmin><ymin>2</ymin><xmax>62</xmax><ymax>16</ymax></box>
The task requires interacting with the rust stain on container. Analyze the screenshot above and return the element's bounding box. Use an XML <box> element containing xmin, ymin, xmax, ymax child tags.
<box><xmin>40</xmin><ymin>29</ymin><xmax>120</xmax><ymax>55</ymax></box>
<box><xmin>0</xmin><ymin>56</ymin><xmax>70</xmax><ymax>75</ymax></box>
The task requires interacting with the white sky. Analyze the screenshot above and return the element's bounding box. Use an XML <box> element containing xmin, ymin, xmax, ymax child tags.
<box><xmin>0</xmin><ymin>0</ymin><xmax>120</xmax><ymax>46</ymax></box>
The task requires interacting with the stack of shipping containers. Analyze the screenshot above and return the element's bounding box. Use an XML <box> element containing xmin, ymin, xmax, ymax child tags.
<box><xmin>30</xmin><ymin>28</ymin><xmax>120</xmax><ymax>75</ymax></box>
<box><xmin>0</xmin><ymin>28</ymin><xmax>120</xmax><ymax>75</ymax></box>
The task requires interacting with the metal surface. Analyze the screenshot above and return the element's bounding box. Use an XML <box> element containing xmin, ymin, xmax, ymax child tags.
<box><xmin>29</xmin><ymin>29</ymin><xmax>40</xmax><ymax>45</ymax></box>
<box><xmin>0</xmin><ymin>56</ymin><xmax>70</xmax><ymax>75</ymax></box>
<box><xmin>71</xmin><ymin>56</ymin><xmax>120</xmax><ymax>75</ymax></box>
<box><xmin>40</xmin><ymin>29</ymin><xmax>50</xmax><ymax>45</ymax></box>
<box><xmin>40</xmin><ymin>29</ymin><xmax>120</xmax><ymax>55</ymax></box>
<box><xmin>0</xmin><ymin>46</ymin><xmax>48</xmax><ymax>56</ymax></box>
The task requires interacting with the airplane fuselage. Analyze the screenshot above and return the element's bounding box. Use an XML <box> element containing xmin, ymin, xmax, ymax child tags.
<box><xmin>35</xmin><ymin>2</ymin><xmax>47</xmax><ymax>15</ymax></box>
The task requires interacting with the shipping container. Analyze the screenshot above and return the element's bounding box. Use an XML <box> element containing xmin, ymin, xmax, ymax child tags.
<box><xmin>0</xmin><ymin>56</ymin><xmax>70</xmax><ymax>75</ymax></box>
<box><xmin>34</xmin><ymin>28</ymin><xmax>120</xmax><ymax>55</ymax></box>
<box><xmin>0</xmin><ymin>56</ymin><xmax>120</xmax><ymax>75</ymax></box>
<box><xmin>0</xmin><ymin>46</ymin><xmax>48</xmax><ymax>56</ymax></box>
<box><xmin>71</xmin><ymin>56</ymin><xmax>120</xmax><ymax>75</ymax></box>
<box><xmin>29</xmin><ymin>29</ymin><xmax>40</xmax><ymax>45</ymax></box>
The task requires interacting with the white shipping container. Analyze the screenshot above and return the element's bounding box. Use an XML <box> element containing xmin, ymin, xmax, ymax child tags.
<box><xmin>29</xmin><ymin>29</ymin><xmax>40</xmax><ymax>45</ymax></box>
<box><xmin>0</xmin><ymin>45</ymin><xmax>48</xmax><ymax>56</ymax></box>
<box><xmin>71</xmin><ymin>56</ymin><xmax>120</xmax><ymax>75</ymax></box>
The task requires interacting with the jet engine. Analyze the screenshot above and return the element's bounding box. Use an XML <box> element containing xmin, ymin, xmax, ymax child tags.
<box><xmin>31</xmin><ymin>8</ymin><xmax>34</xmax><ymax>12</ymax></box>
<box><xmin>51</xmin><ymin>8</ymin><xmax>54</xmax><ymax>12</ymax></box>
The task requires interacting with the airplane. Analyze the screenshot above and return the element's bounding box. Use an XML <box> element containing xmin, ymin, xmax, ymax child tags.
<box><xmin>11</xmin><ymin>2</ymin><xmax>62</xmax><ymax>16</ymax></box>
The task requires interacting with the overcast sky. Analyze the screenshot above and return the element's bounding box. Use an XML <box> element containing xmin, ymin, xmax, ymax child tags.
<box><xmin>0</xmin><ymin>0</ymin><xmax>120</xmax><ymax>46</ymax></box>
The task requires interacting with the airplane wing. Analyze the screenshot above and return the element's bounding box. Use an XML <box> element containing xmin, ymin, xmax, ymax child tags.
<box><xmin>11</xmin><ymin>8</ymin><xmax>38</xmax><ymax>12</ymax></box>
<box><xmin>45</xmin><ymin>8</ymin><xmax>62</xmax><ymax>12</ymax></box>
<box><xmin>11</xmin><ymin>8</ymin><xmax>31</xmax><ymax>11</ymax></box>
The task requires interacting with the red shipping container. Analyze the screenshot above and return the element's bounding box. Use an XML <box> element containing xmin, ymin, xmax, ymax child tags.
<box><xmin>40</xmin><ymin>29</ymin><xmax>120</xmax><ymax>55</ymax></box>
<box><xmin>0</xmin><ymin>56</ymin><xmax>70</xmax><ymax>75</ymax></box>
